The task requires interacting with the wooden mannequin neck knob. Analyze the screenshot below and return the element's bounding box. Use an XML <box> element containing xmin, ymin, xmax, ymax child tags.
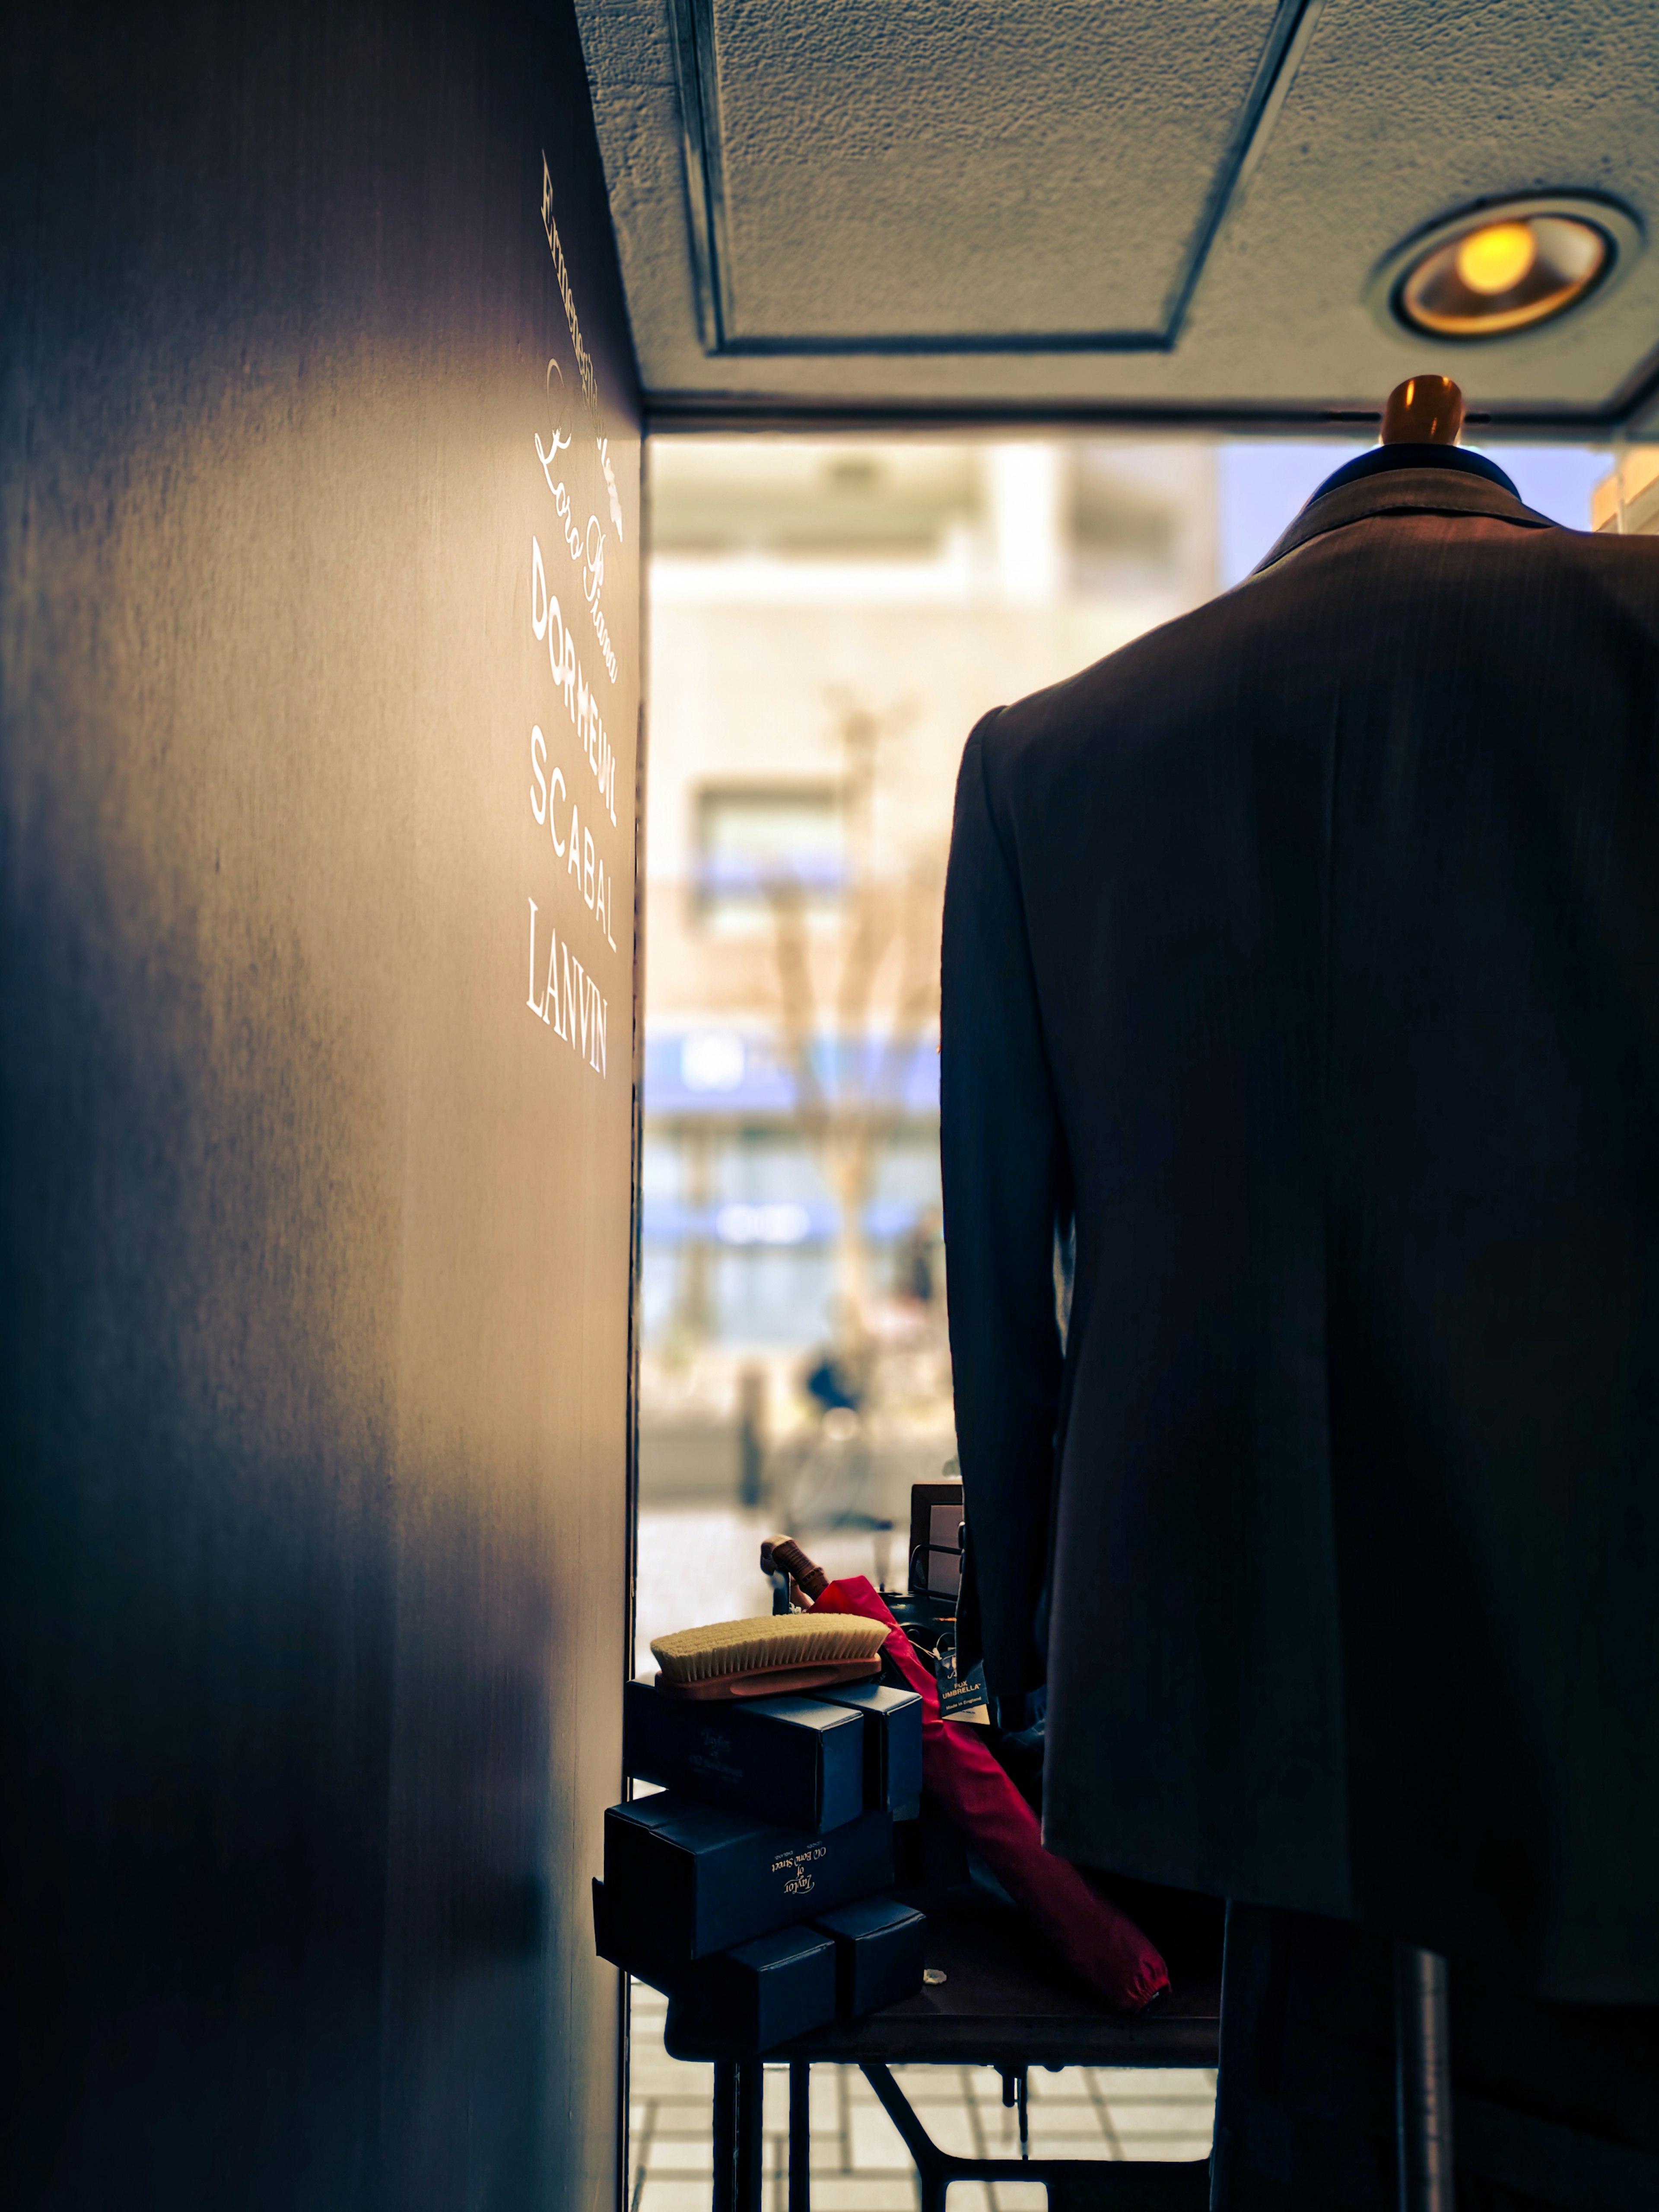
<box><xmin>1380</xmin><ymin>375</ymin><xmax>1464</xmax><ymax>445</ymax></box>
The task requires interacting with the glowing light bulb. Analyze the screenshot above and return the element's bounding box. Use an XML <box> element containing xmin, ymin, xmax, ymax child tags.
<box><xmin>1455</xmin><ymin>222</ymin><xmax>1537</xmax><ymax>296</ymax></box>
<box><xmin>1385</xmin><ymin>200</ymin><xmax>1624</xmax><ymax>341</ymax></box>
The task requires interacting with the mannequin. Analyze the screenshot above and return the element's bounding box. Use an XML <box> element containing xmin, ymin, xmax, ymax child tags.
<box><xmin>941</xmin><ymin>329</ymin><xmax>1659</xmax><ymax>2200</ymax></box>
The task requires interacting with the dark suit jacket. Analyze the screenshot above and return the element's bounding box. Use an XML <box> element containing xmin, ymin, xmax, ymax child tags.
<box><xmin>940</xmin><ymin>459</ymin><xmax>1659</xmax><ymax>2002</ymax></box>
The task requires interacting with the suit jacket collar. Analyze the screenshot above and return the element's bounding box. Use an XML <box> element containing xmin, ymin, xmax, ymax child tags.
<box><xmin>1254</xmin><ymin>467</ymin><xmax>1557</xmax><ymax>575</ymax></box>
<box><xmin>1312</xmin><ymin>442</ymin><xmax>1521</xmax><ymax>500</ymax></box>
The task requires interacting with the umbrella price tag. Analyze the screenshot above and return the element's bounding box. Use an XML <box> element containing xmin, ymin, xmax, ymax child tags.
<box><xmin>934</xmin><ymin>1637</ymin><xmax>990</xmax><ymax>1722</ymax></box>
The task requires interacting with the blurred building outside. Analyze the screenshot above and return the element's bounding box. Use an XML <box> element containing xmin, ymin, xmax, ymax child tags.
<box><xmin>636</xmin><ymin>436</ymin><xmax>1221</xmax><ymax>1630</ymax></box>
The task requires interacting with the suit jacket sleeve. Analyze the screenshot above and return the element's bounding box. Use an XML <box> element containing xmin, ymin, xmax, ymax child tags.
<box><xmin>940</xmin><ymin>714</ymin><xmax>1068</xmax><ymax>1697</ymax></box>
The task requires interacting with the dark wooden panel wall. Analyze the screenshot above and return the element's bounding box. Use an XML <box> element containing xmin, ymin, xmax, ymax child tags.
<box><xmin>0</xmin><ymin>5</ymin><xmax>641</xmax><ymax>2205</ymax></box>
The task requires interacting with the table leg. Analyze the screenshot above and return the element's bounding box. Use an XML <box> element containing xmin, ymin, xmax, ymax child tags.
<box><xmin>788</xmin><ymin>2063</ymin><xmax>811</xmax><ymax>2212</ymax></box>
<box><xmin>862</xmin><ymin>2062</ymin><xmax>951</xmax><ymax>2212</ymax></box>
<box><xmin>863</xmin><ymin>2058</ymin><xmax>1209</xmax><ymax>2210</ymax></box>
<box><xmin>736</xmin><ymin>2059</ymin><xmax>764</xmax><ymax>2212</ymax></box>
<box><xmin>999</xmin><ymin>2068</ymin><xmax>1030</xmax><ymax>2155</ymax></box>
<box><xmin>712</xmin><ymin>2059</ymin><xmax>737</xmax><ymax>2212</ymax></box>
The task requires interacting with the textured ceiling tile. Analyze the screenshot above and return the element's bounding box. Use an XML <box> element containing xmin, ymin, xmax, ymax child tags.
<box><xmin>572</xmin><ymin>0</ymin><xmax>698</xmax><ymax>375</ymax></box>
<box><xmin>575</xmin><ymin>0</ymin><xmax>1659</xmax><ymax>424</ymax></box>
<box><xmin>707</xmin><ymin>0</ymin><xmax>1281</xmax><ymax>340</ymax></box>
<box><xmin>1188</xmin><ymin>0</ymin><xmax>1659</xmax><ymax>404</ymax></box>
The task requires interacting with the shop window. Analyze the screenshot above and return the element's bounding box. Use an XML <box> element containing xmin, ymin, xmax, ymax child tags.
<box><xmin>694</xmin><ymin>782</ymin><xmax>846</xmax><ymax>933</ymax></box>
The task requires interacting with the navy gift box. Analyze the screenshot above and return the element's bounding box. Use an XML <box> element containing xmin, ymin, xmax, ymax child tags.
<box><xmin>805</xmin><ymin>1682</ymin><xmax>924</xmax><ymax>1812</ymax></box>
<box><xmin>811</xmin><ymin>1896</ymin><xmax>928</xmax><ymax>2018</ymax></box>
<box><xmin>623</xmin><ymin>1677</ymin><xmax>864</xmax><ymax>1833</ymax></box>
<box><xmin>594</xmin><ymin>1881</ymin><xmax>837</xmax><ymax>2051</ymax></box>
<box><xmin>672</xmin><ymin>1925</ymin><xmax>837</xmax><ymax>2050</ymax></box>
<box><xmin>603</xmin><ymin>1793</ymin><xmax>895</xmax><ymax>1971</ymax></box>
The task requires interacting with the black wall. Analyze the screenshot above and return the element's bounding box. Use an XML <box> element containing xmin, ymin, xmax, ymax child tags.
<box><xmin>1</xmin><ymin>6</ymin><xmax>641</xmax><ymax>2205</ymax></box>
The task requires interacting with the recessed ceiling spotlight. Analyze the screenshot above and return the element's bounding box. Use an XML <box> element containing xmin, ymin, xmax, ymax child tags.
<box><xmin>1370</xmin><ymin>195</ymin><xmax>1642</xmax><ymax>343</ymax></box>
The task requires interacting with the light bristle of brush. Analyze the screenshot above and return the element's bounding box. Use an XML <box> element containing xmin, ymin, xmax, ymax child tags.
<box><xmin>650</xmin><ymin>1613</ymin><xmax>888</xmax><ymax>1685</ymax></box>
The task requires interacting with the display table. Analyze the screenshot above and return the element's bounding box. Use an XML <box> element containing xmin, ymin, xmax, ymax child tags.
<box><xmin>663</xmin><ymin>1913</ymin><xmax>1219</xmax><ymax>2212</ymax></box>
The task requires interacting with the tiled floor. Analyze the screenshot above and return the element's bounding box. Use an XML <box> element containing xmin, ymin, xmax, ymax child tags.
<box><xmin>628</xmin><ymin>1985</ymin><xmax>1217</xmax><ymax>2212</ymax></box>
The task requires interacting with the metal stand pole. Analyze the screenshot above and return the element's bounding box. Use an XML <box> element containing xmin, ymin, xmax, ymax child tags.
<box><xmin>1395</xmin><ymin>1944</ymin><xmax>1455</xmax><ymax>2212</ymax></box>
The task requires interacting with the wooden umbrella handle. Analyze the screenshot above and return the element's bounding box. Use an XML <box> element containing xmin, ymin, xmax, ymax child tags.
<box><xmin>760</xmin><ymin>1535</ymin><xmax>828</xmax><ymax>1601</ymax></box>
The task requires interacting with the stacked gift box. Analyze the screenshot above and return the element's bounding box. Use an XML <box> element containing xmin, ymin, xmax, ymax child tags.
<box><xmin>593</xmin><ymin>1674</ymin><xmax>927</xmax><ymax>2053</ymax></box>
